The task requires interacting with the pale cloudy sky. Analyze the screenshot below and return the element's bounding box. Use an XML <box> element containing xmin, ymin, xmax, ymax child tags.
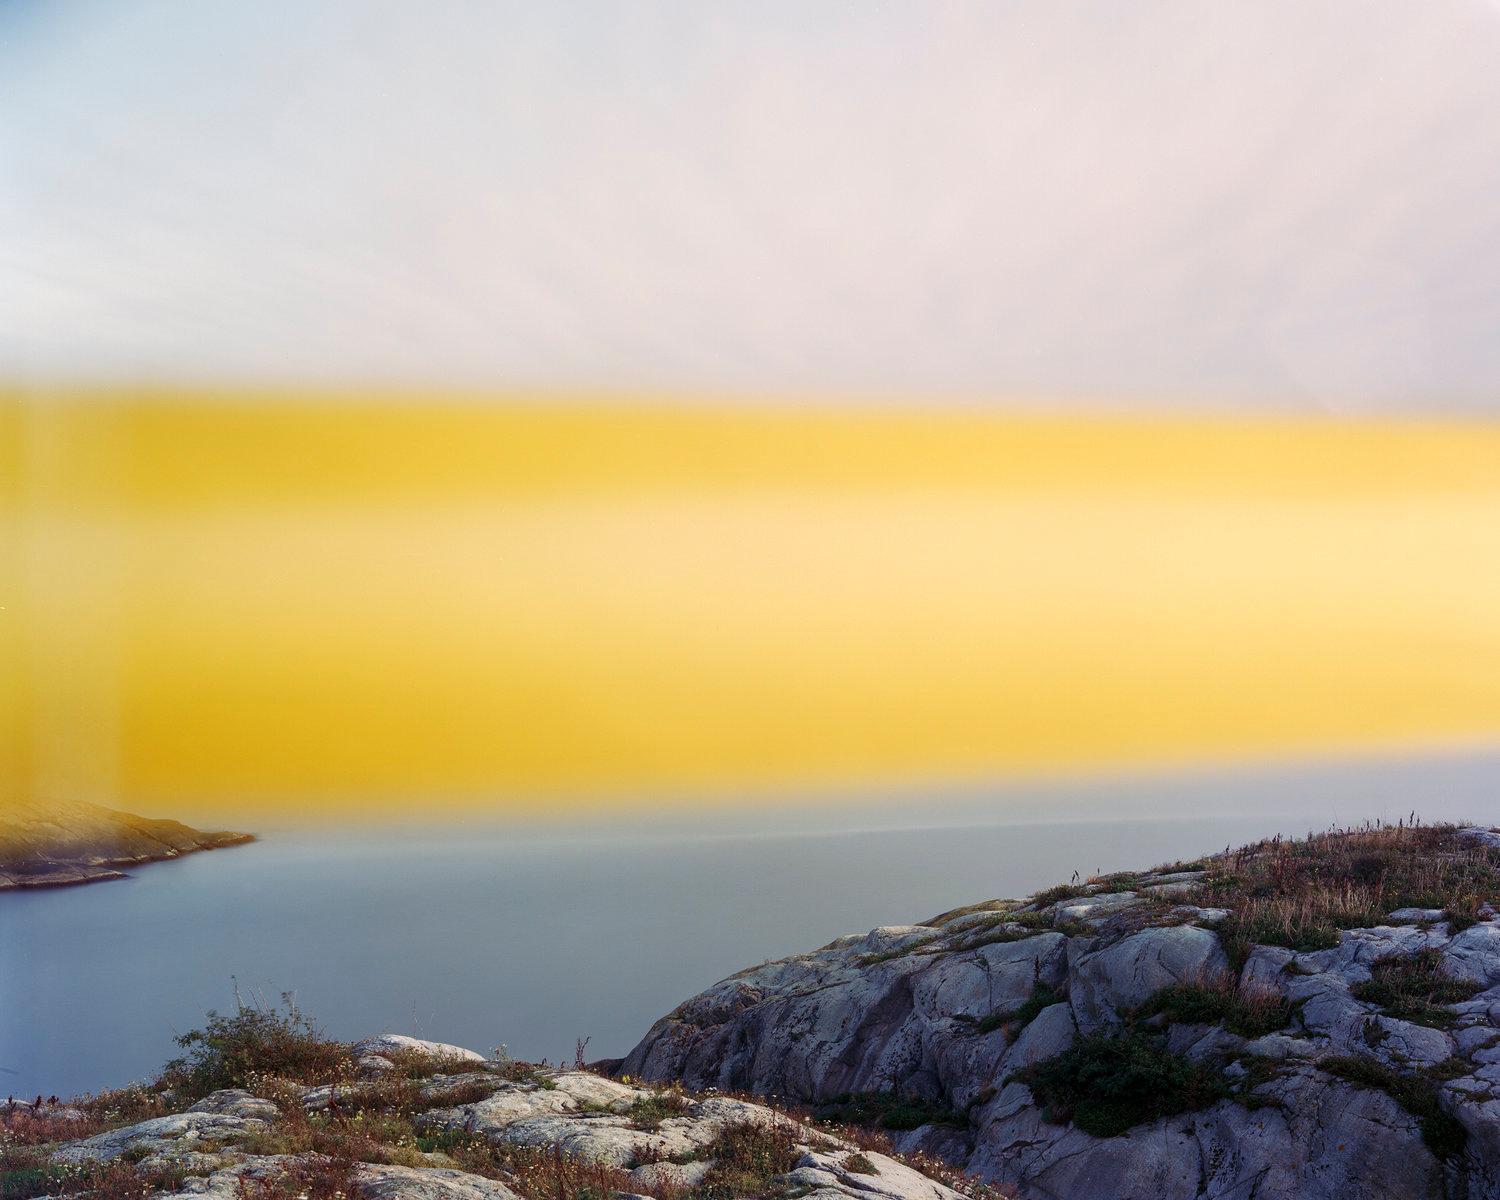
<box><xmin>4</xmin><ymin>0</ymin><xmax>1500</xmax><ymax>410</ymax></box>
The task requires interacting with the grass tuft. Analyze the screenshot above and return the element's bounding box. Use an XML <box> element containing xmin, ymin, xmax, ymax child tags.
<box><xmin>1192</xmin><ymin>822</ymin><xmax>1500</xmax><ymax>958</ymax></box>
<box><xmin>1350</xmin><ymin>949</ymin><xmax>1482</xmax><ymax>1029</ymax></box>
<box><xmin>1138</xmin><ymin>975</ymin><xmax>1294</xmax><ymax>1038</ymax></box>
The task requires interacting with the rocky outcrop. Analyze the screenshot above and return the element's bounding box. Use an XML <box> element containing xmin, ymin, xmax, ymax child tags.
<box><xmin>35</xmin><ymin>1056</ymin><xmax>971</xmax><ymax>1200</ymax></box>
<box><xmin>0</xmin><ymin>799</ymin><xmax>252</xmax><ymax>890</ymax></box>
<box><xmin>622</xmin><ymin>827</ymin><xmax>1500</xmax><ymax>1200</ymax></box>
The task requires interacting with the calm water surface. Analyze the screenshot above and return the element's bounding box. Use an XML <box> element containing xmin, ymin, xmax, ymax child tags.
<box><xmin>5</xmin><ymin>758</ymin><xmax>1499</xmax><ymax>1099</ymax></box>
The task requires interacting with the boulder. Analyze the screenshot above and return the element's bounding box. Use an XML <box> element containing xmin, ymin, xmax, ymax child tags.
<box><xmin>1069</xmin><ymin>925</ymin><xmax>1228</xmax><ymax>1029</ymax></box>
<box><xmin>50</xmin><ymin>1111</ymin><xmax>272</xmax><ymax>1164</ymax></box>
<box><xmin>354</xmin><ymin>1035</ymin><xmax>487</xmax><ymax>1064</ymax></box>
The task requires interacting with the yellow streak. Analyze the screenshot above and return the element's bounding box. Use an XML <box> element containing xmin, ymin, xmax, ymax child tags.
<box><xmin>8</xmin><ymin>388</ymin><xmax>1500</xmax><ymax>817</ymax></box>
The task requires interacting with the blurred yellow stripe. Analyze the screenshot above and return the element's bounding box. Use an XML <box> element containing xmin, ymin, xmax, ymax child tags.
<box><xmin>8</xmin><ymin>389</ymin><xmax>1500</xmax><ymax>816</ymax></box>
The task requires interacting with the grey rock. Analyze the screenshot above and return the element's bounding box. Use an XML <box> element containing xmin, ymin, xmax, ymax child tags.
<box><xmin>1446</xmin><ymin>925</ymin><xmax>1500</xmax><ymax>988</ymax></box>
<box><xmin>1141</xmin><ymin>882</ymin><xmax>1199</xmax><ymax>898</ymax></box>
<box><xmin>626</xmin><ymin>1161</ymin><xmax>712</xmax><ymax>1192</ymax></box>
<box><xmin>1142</xmin><ymin>871</ymin><xmax>1207</xmax><ymax>886</ymax></box>
<box><xmin>134</xmin><ymin>1151</ymin><xmax>227</xmax><ymax>1175</ymax></box>
<box><xmin>1369</xmin><ymin>1017</ymin><xmax>1453</xmax><ymax>1069</ymax></box>
<box><xmin>1458</xmin><ymin>828</ymin><xmax>1500</xmax><ymax>852</ymax></box>
<box><xmin>1458</xmin><ymin>1026</ymin><xmax>1500</xmax><ymax>1056</ymax></box>
<box><xmin>186</xmin><ymin>1090</ymin><xmax>281</xmax><ymax>1121</ymax></box>
<box><xmin>1055</xmin><ymin>891</ymin><xmax>1142</xmax><ymax>921</ymax></box>
<box><xmin>1242</xmin><ymin>1033</ymin><xmax>1317</xmax><ymax>1061</ymax></box>
<box><xmin>1389</xmin><ymin>907</ymin><xmax>1446</xmax><ymax>923</ymax></box>
<box><xmin>353</xmin><ymin>1035</ymin><xmax>487</xmax><ymax>1064</ymax></box>
<box><xmin>157</xmin><ymin>1157</ymin><xmax>524</xmax><ymax>1200</ymax></box>
<box><xmin>356</xmin><ymin>1163</ymin><xmax>523</xmax><ymax>1200</ymax></box>
<box><xmin>999</xmin><ymin>1003</ymin><xmax>1075</xmax><ymax>1072</ymax></box>
<box><xmin>422</xmin><ymin>1075</ymin><xmax>792</xmax><ymax>1168</ymax></box>
<box><xmin>793</xmin><ymin>1148</ymin><xmax>963</xmax><ymax>1200</ymax></box>
<box><xmin>1069</xmin><ymin>925</ymin><xmax>1228</xmax><ymax>1029</ymax></box>
<box><xmin>51</xmin><ymin>1112</ymin><xmax>271</xmax><ymax>1164</ymax></box>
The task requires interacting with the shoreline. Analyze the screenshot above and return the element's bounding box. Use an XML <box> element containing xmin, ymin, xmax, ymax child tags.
<box><xmin>0</xmin><ymin>803</ymin><xmax>256</xmax><ymax>892</ymax></box>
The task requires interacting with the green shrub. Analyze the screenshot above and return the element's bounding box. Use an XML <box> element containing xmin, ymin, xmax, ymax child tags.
<box><xmin>1350</xmin><ymin>950</ymin><xmax>1482</xmax><ymax>1029</ymax></box>
<box><xmin>160</xmin><ymin>992</ymin><xmax>353</xmax><ymax>1099</ymax></box>
<box><xmin>812</xmin><ymin>1092</ymin><xmax>966</xmax><ymax>1132</ymax></box>
<box><xmin>1321</xmin><ymin>1055</ymin><xmax>1466</xmax><ymax>1157</ymax></box>
<box><xmin>1011</xmin><ymin>1033</ymin><xmax>1230</xmax><ymax>1137</ymax></box>
<box><xmin>625</xmin><ymin>1091</ymin><xmax>690</xmax><ymax>1130</ymax></box>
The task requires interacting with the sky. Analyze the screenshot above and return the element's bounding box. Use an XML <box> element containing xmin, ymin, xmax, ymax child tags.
<box><xmin>7</xmin><ymin>4</ymin><xmax>1500</xmax><ymax>822</ymax></box>
<box><xmin>4</xmin><ymin>0</ymin><xmax>1500</xmax><ymax>407</ymax></box>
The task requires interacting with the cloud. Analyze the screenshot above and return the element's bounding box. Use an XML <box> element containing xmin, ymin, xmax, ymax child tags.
<box><xmin>4</xmin><ymin>0</ymin><xmax>1500</xmax><ymax>409</ymax></box>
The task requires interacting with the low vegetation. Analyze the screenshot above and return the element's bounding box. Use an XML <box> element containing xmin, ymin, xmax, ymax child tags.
<box><xmin>1189</xmin><ymin>821</ymin><xmax>1500</xmax><ymax>959</ymax></box>
<box><xmin>1350</xmin><ymin>949</ymin><xmax>1482</xmax><ymax>1028</ymax></box>
<box><xmin>235</xmin><ymin>1156</ymin><xmax>360</xmax><ymax>1200</ymax></box>
<box><xmin>416</xmin><ymin>1130</ymin><xmax>640</xmax><ymax>1200</ymax></box>
<box><xmin>0</xmin><ymin>1157</ymin><xmax>190</xmax><ymax>1200</ymax></box>
<box><xmin>810</xmin><ymin>1092</ymin><xmax>966</xmax><ymax>1132</ymax></box>
<box><xmin>693</xmin><ymin>1121</ymin><xmax>802</xmax><ymax>1200</ymax></box>
<box><xmin>161</xmin><ymin>992</ymin><xmax>353</xmax><ymax>1101</ymax></box>
<box><xmin>1138</xmin><ymin>975</ymin><xmax>1294</xmax><ymax>1038</ymax></box>
<box><xmin>624</xmin><ymin>1090</ymin><xmax>692</xmax><ymax>1130</ymax></box>
<box><xmin>1320</xmin><ymin>1055</ymin><xmax>1466</xmax><ymax>1157</ymax></box>
<box><xmin>1010</xmin><ymin>1033</ymin><xmax>1231</xmax><ymax>1137</ymax></box>
<box><xmin>1030</xmin><ymin>883</ymin><xmax>1088</xmax><ymax>907</ymax></box>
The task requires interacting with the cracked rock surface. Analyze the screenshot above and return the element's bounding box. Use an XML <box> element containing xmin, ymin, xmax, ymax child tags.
<box><xmin>39</xmin><ymin>1070</ymin><xmax>967</xmax><ymax>1200</ymax></box>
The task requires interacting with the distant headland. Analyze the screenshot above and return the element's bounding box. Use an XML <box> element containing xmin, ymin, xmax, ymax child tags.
<box><xmin>0</xmin><ymin>799</ymin><xmax>253</xmax><ymax>890</ymax></box>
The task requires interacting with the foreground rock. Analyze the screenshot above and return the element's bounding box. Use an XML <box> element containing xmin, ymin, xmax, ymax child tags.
<box><xmin>0</xmin><ymin>798</ymin><xmax>253</xmax><ymax>890</ymax></box>
<box><xmin>31</xmin><ymin>1048</ymin><xmax>974</xmax><ymax>1200</ymax></box>
<box><xmin>622</xmin><ymin>823</ymin><xmax>1500</xmax><ymax>1200</ymax></box>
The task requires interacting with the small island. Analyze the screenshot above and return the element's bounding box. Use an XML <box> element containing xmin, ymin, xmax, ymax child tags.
<box><xmin>0</xmin><ymin>798</ymin><xmax>253</xmax><ymax>890</ymax></box>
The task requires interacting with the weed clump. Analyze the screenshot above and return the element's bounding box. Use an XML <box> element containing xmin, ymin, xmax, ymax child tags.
<box><xmin>235</xmin><ymin>1156</ymin><xmax>359</xmax><ymax>1200</ymax></box>
<box><xmin>161</xmin><ymin>992</ymin><xmax>353</xmax><ymax>1100</ymax></box>
<box><xmin>695</xmin><ymin>1121</ymin><xmax>802</xmax><ymax>1200</ymax></box>
<box><xmin>1350</xmin><ymin>950</ymin><xmax>1482</xmax><ymax>1029</ymax></box>
<box><xmin>625</xmin><ymin>1091</ymin><xmax>691</xmax><ymax>1130</ymax></box>
<box><xmin>1139</xmin><ymin>976</ymin><xmax>1293</xmax><ymax>1038</ymax></box>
